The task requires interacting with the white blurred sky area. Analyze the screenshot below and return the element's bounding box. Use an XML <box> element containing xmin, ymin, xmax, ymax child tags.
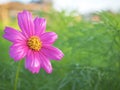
<box><xmin>0</xmin><ymin>0</ymin><xmax>120</xmax><ymax>14</ymax></box>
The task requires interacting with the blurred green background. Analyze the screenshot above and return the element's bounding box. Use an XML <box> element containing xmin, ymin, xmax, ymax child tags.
<box><xmin>0</xmin><ymin>8</ymin><xmax>120</xmax><ymax>90</ymax></box>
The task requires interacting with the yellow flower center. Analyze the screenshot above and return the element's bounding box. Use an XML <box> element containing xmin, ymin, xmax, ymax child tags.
<box><xmin>27</xmin><ymin>36</ymin><xmax>42</xmax><ymax>51</ymax></box>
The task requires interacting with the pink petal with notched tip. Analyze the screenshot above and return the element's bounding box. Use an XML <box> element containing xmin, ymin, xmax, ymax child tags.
<box><xmin>41</xmin><ymin>46</ymin><xmax>64</xmax><ymax>60</ymax></box>
<box><xmin>39</xmin><ymin>52</ymin><xmax>52</xmax><ymax>74</ymax></box>
<box><xmin>3</xmin><ymin>27</ymin><xmax>26</xmax><ymax>42</ymax></box>
<box><xmin>10</xmin><ymin>42</ymin><xmax>28</xmax><ymax>61</ymax></box>
<box><xmin>40</xmin><ymin>32</ymin><xmax>58</xmax><ymax>45</ymax></box>
<box><xmin>25</xmin><ymin>50</ymin><xmax>41</xmax><ymax>74</ymax></box>
<box><xmin>17</xmin><ymin>10</ymin><xmax>35</xmax><ymax>37</ymax></box>
<box><xmin>34</xmin><ymin>17</ymin><xmax>46</xmax><ymax>36</ymax></box>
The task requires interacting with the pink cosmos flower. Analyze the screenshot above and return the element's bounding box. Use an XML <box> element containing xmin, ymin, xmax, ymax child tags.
<box><xmin>3</xmin><ymin>10</ymin><xmax>64</xmax><ymax>74</ymax></box>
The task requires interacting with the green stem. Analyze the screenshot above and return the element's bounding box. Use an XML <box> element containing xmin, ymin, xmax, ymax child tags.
<box><xmin>14</xmin><ymin>61</ymin><xmax>22</xmax><ymax>90</ymax></box>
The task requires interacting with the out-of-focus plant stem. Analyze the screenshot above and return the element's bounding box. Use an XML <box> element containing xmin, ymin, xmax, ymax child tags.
<box><xmin>14</xmin><ymin>61</ymin><xmax>22</xmax><ymax>90</ymax></box>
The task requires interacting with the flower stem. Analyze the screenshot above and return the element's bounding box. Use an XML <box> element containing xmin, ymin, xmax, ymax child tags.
<box><xmin>14</xmin><ymin>61</ymin><xmax>22</xmax><ymax>90</ymax></box>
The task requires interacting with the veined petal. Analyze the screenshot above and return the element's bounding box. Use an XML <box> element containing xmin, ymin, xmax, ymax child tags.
<box><xmin>10</xmin><ymin>43</ymin><xmax>28</xmax><ymax>61</ymax></box>
<box><xmin>40</xmin><ymin>32</ymin><xmax>58</xmax><ymax>45</ymax></box>
<box><xmin>34</xmin><ymin>17</ymin><xmax>46</xmax><ymax>35</ymax></box>
<box><xmin>3</xmin><ymin>27</ymin><xmax>26</xmax><ymax>42</ymax></box>
<box><xmin>41</xmin><ymin>46</ymin><xmax>64</xmax><ymax>60</ymax></box>
<box><xmin>17</xmin><ymin>10</ymin><xmax>35</xmax><ymax>37</ymax></box>
<box><xmin>39</xmin><ymin>52</ymin><xmax>52</xmax><ymax>74</ymax></box>
<box><xmin>25</xmin><ymin>50</ymin><xmax>41</xmax><ymax>74</ymax></box>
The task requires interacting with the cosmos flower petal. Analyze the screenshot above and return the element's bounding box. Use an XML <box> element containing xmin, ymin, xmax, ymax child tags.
<box><xmin>10</xmin><ymin>43</ymin><xmax>28</xmax><ymax>61</ymax></box>
<box><xmin>34</xmin><ymin>17</ymin><xmax>46</xmax><ymax>35</ymax></box>
<box><xmin>3</xmin><ymin>27</ymin><xmax>26</xmax><ymax>42</ymax></box>
<box><xmin>39</xmin><ymin>52</ymin><xmax>52</xmax><ymax>74</ymax></box>
<box><xmin>17</xmin><ymin>10</ymin><xmax>35</xmax><ymax>37</ymax></box>
<box><xmin>40</xmin><ymin>32</ymin><xmax>58</xmax><ymax>45</ymax></box>
<box><xmin>25</xmin><ymin>50</ymin><xmax>41</xmax><ymax>74</ymax></box>
<box><xmin>41</xmin><ymin>46</ymin><xmax>64</xmax><ymax>60</ymax></box>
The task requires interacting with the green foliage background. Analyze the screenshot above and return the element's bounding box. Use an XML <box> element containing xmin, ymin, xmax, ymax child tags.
<box><xmin>0</xmin><ymin>10</ymin><xmax>120</xmax><ymax>90</ymax></box>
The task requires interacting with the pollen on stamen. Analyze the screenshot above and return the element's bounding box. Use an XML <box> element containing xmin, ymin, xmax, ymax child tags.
<box><xmin>27</xmin><ymin>36</ymin><xmax>42</xmax><ymax>51</ymax></box>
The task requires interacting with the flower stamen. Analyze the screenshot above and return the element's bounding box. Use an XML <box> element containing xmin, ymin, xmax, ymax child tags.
<box><xmin>27</xmin><ymin>36</ymin><xmax>42</xmax><ymax>51</ymax></box>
